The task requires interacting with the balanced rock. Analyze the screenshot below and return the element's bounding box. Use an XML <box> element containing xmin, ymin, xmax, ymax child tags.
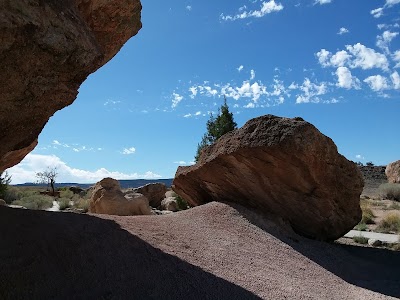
<box><xmin>173</xmin><ymin>115</ymin><xmax>363</xmax><ymax>241</ymax></box>
<box><xmin>386</xmin><ymin>160</ymin><xmax>400</xmax><ymax>183</ymax></box>
<box><xmin>89</xmin><ymin>178</ymin><xmax>152</xmax><ymax>216</ymax></box>
<box><xmin>0</xmin><ymin>0</ymin><xmax>142</xmax><ymax>172</ymax></box>
<box><xmin>131</xmin><ymin>183</ymin><xmax>167</xmax><ymax>208</ymax></box>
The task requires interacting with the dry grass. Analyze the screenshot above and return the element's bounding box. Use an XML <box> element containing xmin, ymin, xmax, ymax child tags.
<box><xmin>376</xmin><ymin>213</ymin><xmax>400</xmax><ymax>234</ymax></box>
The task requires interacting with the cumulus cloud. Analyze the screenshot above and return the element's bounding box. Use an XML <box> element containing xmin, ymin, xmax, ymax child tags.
<box><xmin>376</xmin><ymin>30</ymin><xmax>399</xmax><ymax>54</ymax></box>
<box><xmin>335</xmin><ymin>67</ymin><xmax>361</xmax><ymax>89</ymax></box>
<box><xmin>317</xmin><ymin>44</ymin><xmax>389</xmax><ymax>71</ymax></box>
<box><xmin>6</xmin><ymin>154</ymin><xmax>161</xmax><ymax>184</ymax></box>
<box><xmin>173</xmin><ymin>161</ymin><xmax>195</xmax><ymax>165</ymax></box>
<box><xmin>337</xmin><ymin>27</ymin><xmax>349</xmax><ymax>35</ymax></box>
<box><xmin>393</xmin><ymin>50</ymin><xmax>400</xmax><ymax>68</ymax></box>
<box><xmin>391</xmin><ymin>71</ymin><xmax>400</xmax><ymax>89</ymax></box>
<box><xmin>295</xmin><ymin>78</ymin><xmax>328</xmax><ymax>104</ymax></box>
<box><xmin>237</xmin><ymin>65</ymin><xmax>244</xmax><ymax>72</ymax></box>
<box><xmin>363</xmin><ymin>75</ymin><xmax>389</xmax><ymax>91</ymax></box>
<box><xmin>122</xmin><ymin>147</ymin><xmax>136</xmax><ymax>155</ymax></box>
<box><xmin>186</xmin><ymin>5</ymin><xmax>192</xmax><ymax>11</ymax></box>
<box><xmin>346</xmin><ymin>43</ymin><xmax>389</xmax><ymax>71</ymax></box>
<box><xmin>220</xmin><ymin>0</ymin><xmax>284</xmax><ymax>21</ymax></box>
<box><xmin>371</xmin><ymin>7</ymin><xmax>384</xmax><ymax>18</ymax></box>
<box><xmin>356</xmin><ymin>154</ymin><xmax>365</xmax><ymax>160</ymax></box>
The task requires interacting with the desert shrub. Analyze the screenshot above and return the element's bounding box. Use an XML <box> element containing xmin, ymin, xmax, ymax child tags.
<box><xmin>12</xmin><ymin>195</ymin><xmax>53</xmax><ymax>210</ymax></box>
<box><xmin>354</xmin><ymin>223</ymin><xmax>367</xmax><ymax>231</ymax></box>
<box><xmin>388</xmin><ymin>202</ymin><xmax>400</xmax><ymax>210</ymax></box>
<box><xmin>60</xmin><ymin>189</ymin><xmax>74</xmax><ymax>199</ymax></box>
<box><xmin>391</xmin><ymin>243</ymin><xmax>400</xmax><ymax>251</ymax></box>
<box><xmin>359</xmin><ymin>200</ymin><xmax>375</xmax><ymax>224</ymax></box>
<box><xmin>3</xmin><ymin>186</ymin><xmax>23</xmax><ymax>204</ymax></box>
<box><xmin>376</xmin><ymin>213</ymin><xmax>400</xmax><ymax>233</ymax></box>
<box><xmin>74</xmin><ymin>198</ymin><xmax>89</xmax><ymax>212</ymax></box>
<box><xmin>353</xmin><ymin>236</ymin><xmax>368</xmax><ymax>244</ymax></box>
<box><xmin>58</xmin><ymin>198</ymin><xmax>71</xmax><ymax>210</ymax></box>
<box><xmin>378</xmin><ymin>183</ymin><xmax>400</xmax><ymax>201</ymax></box>
<box><xmin>176</xmin><ymin>195</ymin><xmax>189</xmax><ymax>210</ymax></box>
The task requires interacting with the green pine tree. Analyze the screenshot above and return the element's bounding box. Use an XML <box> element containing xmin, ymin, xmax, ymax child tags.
<box><xmin>0</xmin><ymin>171</ymin><xmax>11</xmax><ymax>199</ymax></box>
<box><xmin>195</xmin><ymin>96</ymin><xmax>237</xmax><ymax>162</ymax></box>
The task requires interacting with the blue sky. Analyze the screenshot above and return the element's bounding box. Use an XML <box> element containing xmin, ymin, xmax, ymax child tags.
<box><xmin>7</xmin><ymin>0</ymin><xmax>400</xmax><ymax>183</ymax></box>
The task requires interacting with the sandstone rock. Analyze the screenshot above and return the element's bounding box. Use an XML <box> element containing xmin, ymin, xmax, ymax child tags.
<box><xmin>0</xmin><ymin>0</ymin><xmax>142</xmax><ymax>172</ymax></box>
<box><xmin>386</xmin><ymin>160</ymin><xmax>400</xmax><ymax>183</ymax></box>
<box><xmin>0</xmin><ymin>199</ymin><xmax>6</xmax><ymax>206</ymax></box>
<box><xmin>129</xmin><ymin>183</ymin><xmax>167</xmax><ymax>208</ymax></box>
<box><xmin>368</xmin><ymin>239</ymin><xmax>382</xmax><ymax>247</ymax></box>
<box><xmin>173</xmin><ymin>115</ymin><xmax>363</xmax><ymax>241</ymax></box>
<box><xmin>89</xmin><ymin>178</ymin><xmax>152</xmax><ymax>216</ymax></box>
<box><xmin>160</xmin><ymin>197</ymin><xmax>178</xmax><ymax>212</ymax></box>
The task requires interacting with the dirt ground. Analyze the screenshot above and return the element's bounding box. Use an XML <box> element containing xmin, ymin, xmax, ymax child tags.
<box><xmin>1</xmin><ymin>201</ymin><xmax>399</xmax><ymax>300</ymax></box>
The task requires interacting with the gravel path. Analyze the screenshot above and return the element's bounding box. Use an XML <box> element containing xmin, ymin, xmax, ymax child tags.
<box><xmin>1</xmin><ymin>202</ymin><xmax>399</xmax><ymax>299</ymax></box>
<box><xmin>345</xmin><ymin>230</ymin><xmax>400</xmax><ymax>243</ymax></box>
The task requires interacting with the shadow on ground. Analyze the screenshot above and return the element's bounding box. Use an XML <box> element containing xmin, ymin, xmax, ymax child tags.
<box><xmin>238</xmin><ymin>204</ymin><xmax>400</xmax><ymax>299</ymax></box>
<box><xmin>0</xmin><ymin>207</ymin><xmax>260</xmax><ymax>300</ymax></box>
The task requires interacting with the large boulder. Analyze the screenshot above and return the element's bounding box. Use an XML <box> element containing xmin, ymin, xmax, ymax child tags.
<box><xmin>130</xmin><ymin>183</ymin><xmax>167</xmax><ymax>208</ymax></box>
<box><xmin>173</xmin><ymin>115</ymin><xmax>363</xmax><ymax>241</ymax></box>
<box><xmin>89</xmin><ymin>178</ymin><xmax>152</xmax><ymax>216</ymax></box>
<box><xmin>0</xmin><ymin>0</ymin><xmax>142</xmax><ymax>172</ymax></box>
<box><xmin>386</xmin><ymin>160</ymin><xmax>400</xmax><ymax>183</ymax></box>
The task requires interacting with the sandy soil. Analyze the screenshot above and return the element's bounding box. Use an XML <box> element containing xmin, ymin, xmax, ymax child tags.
<box><xmin>1</xmin><ymin>202</ymin><xmax>399</xmax><ymax>299</ymax></box>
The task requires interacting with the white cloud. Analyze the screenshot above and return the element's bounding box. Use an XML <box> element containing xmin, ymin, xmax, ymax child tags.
<box><xmin>314</xmin><ymin>0</ymin><xmax>332</xmax><ymax>5</ymax></box>
<box><xmin>390</xmin><ymin>71</ymin><xmax>400</xmax><ymax>89</ymax></box>
<box><xmin>220</xmin><ymin>0</ymin><xmax>284</xmax><ymax>21</ymax></box>
<box><xmin>194</xmin><ymin>111</ymin><xmax>202</xmax><ymax>116</ymax></box>
<box><xmin>393</xmin><ymin>50</ymin><xmax>400</xmax><ymax>68</ymax></box>
<box><xmin>335</xmin><ymin>67</ymin><xmax>361</xmax><ymax>89</ymax></box>
<box><xmin>186</xmin><ymin>5</ymin><xmax>192</xmax><ymax>11</ymax></box>
<box><xmin>316</xmin><ymin>49</ymin><xmax>331</xmax><ymax>67</ymax></box>
<box><xmin>376</xmin><ymin>30</ymin><xmax>399</xmax><ymax>54</ymax></box>
<box><xmin>337</xmin><ymin>27</ymin><xmax>349</xmax><ymax>35</ymax></box>
<box><xmin>53</xmin><ymin>140</ymin><xmax>61</xmax><ymax>146</ymax></box>
<box><xmin>356</xmin><ymin>154</ymin><xmax>365</xmax><ymax>160</ymax></box>
<box><xmin>104</xmin><ymin>100</ymin><xmax>121</xmax><ymax>106</ymax></box>
<box><xmin>122</xmin><ymin>147</ymin><xmax>136</xmax><ymax>155</ymax></box>
<box><xmin>386</xmin><ymin>0</ymin><xmax>400</xmax><ymax>7</ymax></box>
<box><xmin>364</xmin><ymin>75</ymin><xmax>389</xmax><ymax>91</ymax></box>
<box><xmin>237</xmin><ymin>65</ymin><xmax>244</xmax><ymax>72</ymax></box>
<box><xmin>296</xmin><ymin>78</ymin><xmax>328</xmax><ymax>104</ymax></box>
<box><xmin>183</xmin><ymin>113</ymin><xmax>192</xmax><ymax>118</ymax></box>
<box><xmin>174</xmin><ymin>161</ymin><xmax>195</xmax><ymax>165</ymax></box>
<box><xmin>172</xmin><ymin>92</ymin><xmax>184</xmax><ymax>108</ymax></box>
<box><xmin>371</xmin><ymin>7</ymin><xmax>384</xmax><ymax>18</ymax></box>
<box><xmin>244</xmin><ymin>102</ymin><xmax>255</xmax><ymax>108</ymax></box>
<box><xmin>250</xmin><ymin>69</ymin><xmax>256</xmax><ymax>80</ymax></box>
<box><xmin>6</xmin><ymin>154</ymin><xmax>161</xmax><ymax>184</ymax></box>
<box><xmin>346</xmin><ymin>43</ymin><xmax>389</xmax><ymax>71</ymax></box>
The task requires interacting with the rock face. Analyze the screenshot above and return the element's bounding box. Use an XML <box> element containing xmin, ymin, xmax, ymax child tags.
<box><xmin>173</xmin><ymin>115</ymin><xmax>363</xmax><ymax>241</ymax></box>
<box><xmin>0</xmin><ymin>0</ymin><xmax>142</xmax><ymax>172</ymax></box>
<box><xmin>386</xmin><ymin>160</ymin><xmax>400</xmax><ymax>183</ymax></box>
<box><xmin>89</xmin><ymin>178</ymin><xmax>152</xmax><ymax>216</ymax></box>
<box><xmin>130</xmin><ymin>183</ymin><xmax>167</xmax><ymax>208</ymax></box>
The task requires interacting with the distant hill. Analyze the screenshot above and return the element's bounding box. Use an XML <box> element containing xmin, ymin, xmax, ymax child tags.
<box><xmin>15</xmin><ymin>179</ymin><xmax>174</xmax><ymax>189</ymax></box>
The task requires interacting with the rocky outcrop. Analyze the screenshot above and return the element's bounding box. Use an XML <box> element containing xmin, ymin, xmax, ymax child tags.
<box><xmin>89</xmin><ymin>178</ymin><xmax>152</xmax><ymax>216</ymax></box>
<box><xmin>386</xmin><ymin>160</ymin><xmax>400</xmax><ymax>184</ymax></box>
<box><xmin>173</xmin><ymin>115</ymin><xmax>363</xmax><ymax>241</ymax></box>
<box><xmin>359</xmin><ymin>165</ymin><xmax>387</xmax><ymax>181</ymax></box>
<box><xmin>0</xmin><ymin>0</ymin><xmax>142</xmax><ymax>172</ymax></box>
<box><xmin>129</xmin><ymin>183</ymin><xmax>167</xmax><ymax>208</ymax></box>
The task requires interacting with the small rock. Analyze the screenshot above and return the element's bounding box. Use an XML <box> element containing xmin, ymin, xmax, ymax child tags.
<box><xmin>368</xmin><ymin>239</ymin><xmax>382</xmax><ymax>247</ymax></box>
<box><xmin>161</xmin><ymin>197</ymin><xmax>178</xmax><ymax>212</ymax></box>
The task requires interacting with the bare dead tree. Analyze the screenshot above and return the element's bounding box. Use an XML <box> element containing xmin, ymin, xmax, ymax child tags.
<box><xmin>36</xmin><ymin>167</ymin><xmax>58</xmax><ymax>196</ymax></box>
